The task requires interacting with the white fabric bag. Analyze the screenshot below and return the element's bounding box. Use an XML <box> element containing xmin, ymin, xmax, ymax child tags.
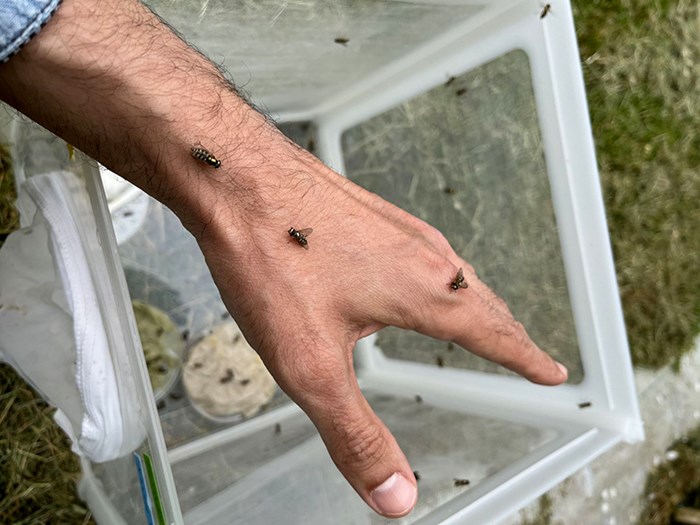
<box><xmin>0</xmin><ymin>171</ymin><xmax>144</xmax><ymax>462</ymax></box>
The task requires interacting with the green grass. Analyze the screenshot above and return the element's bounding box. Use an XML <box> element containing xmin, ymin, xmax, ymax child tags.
<box><xmin>572</xmin><ymin>0</ymin><xmax>700</xmax><ymax>368</ymax></box>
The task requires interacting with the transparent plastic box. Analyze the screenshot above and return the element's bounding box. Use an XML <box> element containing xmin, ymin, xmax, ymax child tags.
<box><xmin>1</xmin><ymin>0</ymin><xmax>642</xmax><ymax>523</ymax></box>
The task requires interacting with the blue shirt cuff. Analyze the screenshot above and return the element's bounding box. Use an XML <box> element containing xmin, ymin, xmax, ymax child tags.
<box><xmin>0</xmin><ymin>0</ymin><xmax>63</xmax><ymax>63</ymax></box>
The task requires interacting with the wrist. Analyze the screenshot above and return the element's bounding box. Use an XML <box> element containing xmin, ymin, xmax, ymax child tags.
<box><xmin>187</xmin><ymin>125</ymin><xmax>330</xmax><ymax>250</ymax></box>
<box><xmin>0</xmin><ymin>0</ymin><xmax>291</xmax><ymax>236</ymax></box>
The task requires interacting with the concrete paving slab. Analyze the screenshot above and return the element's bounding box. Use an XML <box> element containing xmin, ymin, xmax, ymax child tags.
<box><xmin>503</xmin><ymin>336</ymin><xmax>700</xmax><ymax>525</ymax></box>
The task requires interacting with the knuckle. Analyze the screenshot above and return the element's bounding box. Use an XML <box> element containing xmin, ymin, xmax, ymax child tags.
<box><xmin>413</xmin><ymin>218</ymin><xmax>451</xmax><ymax>251</ymax></box>
<box><xmin>510</xmin><ymin>320</ymin><xmax>533</xmax><ymax>349</ymax></box>
<box><xmin>494</xmin><ymin>318</ymin><xmax>527</xmax><ymax>344</ymax></box>
<box><xmin>430</xmin><ymin>229</ymin><xmax>453</xmax><ymax>253</ymax></box>
<box><xmin>492</xmin><ymin>320</ymin><xmax>515</xmax><ymax>339</ymax></box>
<box><xmin>417</xmin><ymin>252</ymin><xmax>456</xmax><ymax>295</ymax></box>
<box><xmin>461</xmin><ymin>262</ymin><xmax>477</xmax><ymax>278</ymax></box>
<box><xmin>421</xmin><ymin>248</ymin><xmax>447</xmax><ymax>273</ymax></box>
<box><xmin>335</xmin><ymin>420</ymin><xmax>388</xmax><ymax>473</ymax></box>
<box><xmin>493</xmin><ymin>319</ymin><xmax>537</xmax><ymax>369</ymax></box>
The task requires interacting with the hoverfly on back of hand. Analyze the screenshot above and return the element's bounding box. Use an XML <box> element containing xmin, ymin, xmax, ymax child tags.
<box><xmin>450</xmin><ymin>267</ymin><xmax>468</xmax><ymax>292</ymax></box>
<box><xmin>288</xmin><ymin>227</ymin><xmax>313</xmax><ymax>249</ymax></box>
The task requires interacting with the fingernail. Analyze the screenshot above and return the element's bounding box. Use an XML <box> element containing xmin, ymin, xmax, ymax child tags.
<box><xmin>370</xmin><ymin>473</ymin><xmax>417</xmax><ymax>517</ymax></box>
<box><xmin>556</xmin><ymin>361</ymin><xmax>568</xmax><ymax>380</ymax></box>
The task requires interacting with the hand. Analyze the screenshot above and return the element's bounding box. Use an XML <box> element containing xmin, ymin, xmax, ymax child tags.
<box><xmin>0</xmin><ymin>0</ymin><xmax>567</xmax><ymax>517</ymax></box>
<box><xmin>194</xmin><ymin>130</ymin><xmax>568</xmax><ymax>517</ymax></box>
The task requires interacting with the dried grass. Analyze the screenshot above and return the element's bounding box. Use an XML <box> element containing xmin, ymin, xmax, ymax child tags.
<box><xmin>0</xmin><ymin>143</ymin><xmax>94</xmax><ymax>524</ymax></box>
<box><xmin>0</xmin><ymin>144</ymin><xmax>18</xmax><ymax>237</ymax></box>
<box><xmin>0</xmin><ymin>365</ymin><xmax>94</xmax><ymax>525</ymax></box>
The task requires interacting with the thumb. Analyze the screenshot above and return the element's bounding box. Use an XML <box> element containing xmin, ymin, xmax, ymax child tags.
<box><xmin>287</xmin><ymin>346</ymin><xmax>418</xmax><ymax>518</ymax></box>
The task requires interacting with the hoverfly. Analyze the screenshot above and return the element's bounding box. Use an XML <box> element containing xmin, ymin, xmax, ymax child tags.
<box><xmin>453</xmin><ymin>478</ymin><xmax>471</xmax><ymax>487</ymax></box>
<box><xmin>450</xmin><ymin>267</ymin><xmax>468</xmax><ymax>292</ymax></box>
<box><xmin>288</xmin><ymin>227</ymin><xmax>313</xmax><ymax>249</ymax></box>
<box><xmin>219</xmin><ymin>368</ymin><xmax>234</xmax><ymax>384</ymax></box>
<box><xmin>540</xmin><ymin>4</ymin><xmax>551</xmax><ymax>18</ymax></box>
<box><xmin>191</xmin><ymin>144</ymin><xmax>221</xmax><ymax>168</ymax></box>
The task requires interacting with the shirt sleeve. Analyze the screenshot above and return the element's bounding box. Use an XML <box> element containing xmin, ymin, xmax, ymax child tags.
<box><xmin>0</xmin><ymin>0</ymin><xmax>63</xmax><ymax>63</ymax></box>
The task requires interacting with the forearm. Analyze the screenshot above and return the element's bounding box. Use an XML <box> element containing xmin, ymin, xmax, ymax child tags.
<box><xmin>0</xmin><ymin>0</ymin><xmax>287</xmax><ymax>233</ymax></box>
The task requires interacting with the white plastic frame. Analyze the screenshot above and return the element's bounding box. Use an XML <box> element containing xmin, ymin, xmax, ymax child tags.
<box><xmin>67</xmin><ymin>1</ymin><xmax>643</xmax><ymax>523</ymax></box>
<box><xmin>274</xmin><ymin>0</ymin><xmax>642</xmax><ymax>522</ymax></box>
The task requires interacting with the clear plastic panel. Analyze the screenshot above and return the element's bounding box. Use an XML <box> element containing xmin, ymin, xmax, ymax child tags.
<box><xmin>114</xmin><ymin>194</ymin><xmax>290</xmax><ymax>449</ymax></box>
<box><xmin>145</xmin><ymin>0</ymin><xmax>486</xmax><ymax>112</ymax></box>
<box><xmin>117</xmin><ymin>200</ymin><xmax>225</xmax><ymax>339</ymax></box>
<box><xmin>367</xmin><ymin>392</ymin><xmax>558</xmax><ymax>523</ymax></box>
<box><xmin>90</xmin><ymin>454</ymin><xmax>149</xmax><ymax>524</ymax></box>
<box><xmin>181</xmin><ymin>392</ymin><xmax>558</xmax><ymax>524</ymax></box>
<box><xmin>3</xmin><ymin>112</ymin><xmax>179</xmax><ymax>524</ymax></box>
<box><xmin>341</xmin><ymin>50</ymin><xmax>583</xmax><ymax>382</ymax></box>
<box><xmin>172</xmin><ymin>409</ymin><xmax>318</xmax><ymax>513</ymax></box>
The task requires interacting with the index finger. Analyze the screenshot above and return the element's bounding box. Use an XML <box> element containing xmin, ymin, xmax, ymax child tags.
<box><xmin>418</xmin><ymin>267</ymin><xmax>568</xmax><ymax>386</ymax></box>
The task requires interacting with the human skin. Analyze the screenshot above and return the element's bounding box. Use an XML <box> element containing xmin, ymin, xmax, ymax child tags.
<box><xmin>0</xmin><ymin>0</ymin><xmax>568</xmax><ymax>518</ymax></box>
